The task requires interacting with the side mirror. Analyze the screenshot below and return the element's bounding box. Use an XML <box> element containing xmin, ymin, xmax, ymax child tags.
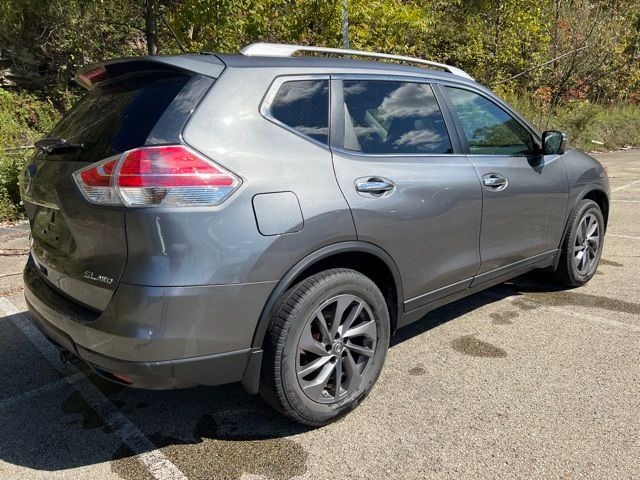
<box><xmin>542</xmin><ymin>130</ymin><xmax>567</xmax><ymax>155</ymax></box>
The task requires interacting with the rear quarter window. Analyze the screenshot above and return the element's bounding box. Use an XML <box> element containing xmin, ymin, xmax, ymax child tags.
<box><xmin>267</xmin><ymin>79</ymin><xmax>330</xmax><ymax>145</ymax></box>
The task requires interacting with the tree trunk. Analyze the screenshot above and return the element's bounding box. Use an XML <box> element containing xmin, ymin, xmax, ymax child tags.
<box><xmin>144</xmin><ymin>0</ymin><xmax>158</xmax><ymax>55</ymax></box>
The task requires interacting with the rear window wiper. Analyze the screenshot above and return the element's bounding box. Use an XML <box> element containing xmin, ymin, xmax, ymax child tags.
<box><xmin>35</xmin><ymin>137</ymin><xmax>85</xmax><ymax>154</ymax></box>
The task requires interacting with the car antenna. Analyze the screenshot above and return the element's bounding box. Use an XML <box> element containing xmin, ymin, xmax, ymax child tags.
<box><xmin>492</xmin><ymin>46</ymin><xmax>589</xmax><ymax>86</ymax></box>
<box><xmin>160</xmin><ymin>11</ymin><xmax>187</xmax><ymax>53</ymax></box>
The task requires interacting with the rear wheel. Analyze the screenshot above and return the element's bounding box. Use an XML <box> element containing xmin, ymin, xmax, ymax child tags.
<box><xmin>260</xmin><ymin>268</ymin><xmax>390</xmax><ymax>426</ymax></box>
<box><xmin>555</xmin><ymin>199</ymin><xmax>604</xmax><ymax>287</ymax></box>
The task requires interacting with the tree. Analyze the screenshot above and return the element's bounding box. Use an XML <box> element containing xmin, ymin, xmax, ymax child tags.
<box><xmin>145</xmin><ymin>0</ymin><xmax>159</xmax><ymax>55</ymax></box>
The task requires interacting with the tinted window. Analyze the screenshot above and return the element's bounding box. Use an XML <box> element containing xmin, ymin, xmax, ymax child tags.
<box><xmin>270</xmin><ymin>80</ymin><xmax>329</xmax><ymax>144</ymax></box>
<box><xmin>48</xmin><ymin>73</ymin><xmax>203</xmax><ymax>162</ymax></box>
<box><xmin>445</xmin><ymin>87</ymin><xmax>534</xmax><ymax>155</ymax></box>
<box><xmin>342</xmin><ymin>80</ymin><xmax>452</xmax><ymax>154</ymax></box>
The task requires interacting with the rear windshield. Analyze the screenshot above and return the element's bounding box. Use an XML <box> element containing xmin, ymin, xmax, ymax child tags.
<box><xmin>46</xmin><ymin>72</ymin><xmax>211</xmax><ymax>161</ymax></box>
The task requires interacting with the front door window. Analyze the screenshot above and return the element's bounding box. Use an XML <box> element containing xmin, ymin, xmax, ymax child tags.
<box><xmin>444</xmin><ymin>86</ymin><xmax>534</xmax><ymax>155</ymax></box>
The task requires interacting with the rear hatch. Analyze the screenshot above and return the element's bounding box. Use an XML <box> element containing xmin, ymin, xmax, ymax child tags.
<box><xmin>21</xmin><ymin>58</ymin><xmax>219</xmax><ymax>311</ymax></box>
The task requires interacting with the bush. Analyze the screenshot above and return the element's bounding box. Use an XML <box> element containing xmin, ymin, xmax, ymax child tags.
<box><xmin>579</xmin><ymin>104</ymin><xmax>640</xmax><ymax>150</ymax></box>
<box><xmin>0</xmin><ymin>151</ymin><xmax>27</xmax><ymax>221</ymax></box>
<box><xmin>0</xmin><ymin>88</ymin><xmax>59</xmax><ymax>221</ymax></box>
<box><xmin>0</xmin><ymin>189</ymin><xmax>18</xmax><ymax>220</ymax></box>
<box><xmin>503</xmin><ymin>92</ymin><xmax>640</xmax><ymax>151</ymax></box>
<box><xmin>0</xmin><ymin>150</ymin><xmax>30</xmax><ymax>219</ymax></box>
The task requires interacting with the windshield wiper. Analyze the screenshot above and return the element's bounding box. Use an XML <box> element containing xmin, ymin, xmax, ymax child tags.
<box><xmin>35</xmin><ymin>137</ymin><xmax>85</xmax><ymax>154</ymax></box>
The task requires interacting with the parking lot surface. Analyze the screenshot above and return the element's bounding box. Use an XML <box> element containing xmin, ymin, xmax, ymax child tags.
<box><xmin>0</xmin><ymin>150</ymin><xmax>638</xmax><ymax>480</ymax></box>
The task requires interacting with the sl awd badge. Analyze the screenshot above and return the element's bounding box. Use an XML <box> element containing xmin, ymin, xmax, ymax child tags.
<box><xmin>84</xmin><ymin>271</ymin><xmax>114</xmax><ymax>285</ymax></box>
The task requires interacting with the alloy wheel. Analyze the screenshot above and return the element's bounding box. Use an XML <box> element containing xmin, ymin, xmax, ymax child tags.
<box><xmin>296</xmin><ymin>294</ymin><xmax>378</xmax><ymax>404</ymax></box>
<box><xmin>574</xmin><ymin>212</ymin><xmax>600</xmax><ymax>275</ymax></box>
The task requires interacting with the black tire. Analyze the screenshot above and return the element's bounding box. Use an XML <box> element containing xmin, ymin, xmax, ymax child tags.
<box><xmin>555</xmin><ymin>199</ymin><xmax>604</xmax><ymax>287</ymax></box>
<box><xmin>259</xmin><ymin>268</ymin><xmax>390</xmax><ymax>426</ymax></box>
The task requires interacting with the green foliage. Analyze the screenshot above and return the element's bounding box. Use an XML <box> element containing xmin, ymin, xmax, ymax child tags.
<box><xmin>0</xmin><ymin>0</ymin><xmax>146</xmax><ymax>109</ymax></box>
<box><xmin>564</xmin><ymin>103</ymin><xmax>640</xmax><ymax>150</ymax></box>
<box><xmin>0</xmin><ymin>151</ymin><xmax>29</xmax><ymax>220</ymax></box>
<box><xmin>504</xmin><ymin>93</ymin><xmax>640</xmax><ymax>151</ymax></box>
<box><xmin>0</xmin><ymin>89</ymin><xmax>60</xmax><ymax>220</ymax></box>
<box><xmin>167</xmin><ymin>0</ymin><xmax>341</xmax><ymax>52</ymax></box>
<box><xmin>0</xmin><ymin>0</ymin><xmax>639</xmax><ymax>220</ymax></box>
<box><xmin>0</xmin><ymin>89</ymin><xmax>59</xmax><ymax>147</ymax></box>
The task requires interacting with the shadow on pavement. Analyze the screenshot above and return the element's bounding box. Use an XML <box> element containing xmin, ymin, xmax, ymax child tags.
<box><xmin>0</xmin><ymin>272</ymin><xmax>565</xmax><ymax>475</ymax></box>
<box><xmin>390</xmin><ymin>272</ymin><xmax>564</xmax><ymax>347</ymax></box>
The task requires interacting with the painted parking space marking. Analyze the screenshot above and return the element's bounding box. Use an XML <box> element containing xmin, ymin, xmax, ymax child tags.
<box><xmin>608</xmin><ymin>234</ymin><xmax>640</xmax><ymax>241</ymax></box>
<box><xmin>611</xmin><ymin>179</ymin><xmax>640</xmax><ymax>192</ymax></box>
<box><xmin>0</xmin><ymin>372</ymin><xmax>84</xmax><ymax>409</ymax></box>
<box><xmin>0</xmin><ymin>297</ymin><xmax>188</xmax><ymax>480</ymax></box>
<box><xmin>482</xmin><ymin>292</ymin><xmax>640</xmax><ymax>334</ymax></box>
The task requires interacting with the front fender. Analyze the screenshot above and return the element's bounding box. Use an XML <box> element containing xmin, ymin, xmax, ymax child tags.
<box><xmin>552</xmin><ymin>181</ymin><xmax>610</xmax><ymax>271</ymax></box>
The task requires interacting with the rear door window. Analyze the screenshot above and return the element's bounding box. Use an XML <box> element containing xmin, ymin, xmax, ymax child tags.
<box><xmin>342</xmin><ymin>80</ymin><xmax>453</xmax><ymax>154</ymax></box>
<box><xmin>268</xmin><ymin>79</ymin><xmax>330</xmax><ymax>144</ymax></box>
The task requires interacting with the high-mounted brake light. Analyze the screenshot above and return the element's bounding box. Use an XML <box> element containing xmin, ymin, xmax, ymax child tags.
<box><xmin>73</xmin><ymin>145</ymin><xmax>240</xmax><ymax>207</ymax></box>
<box><xmin>77</xmin><ymin>66</ymin><xmax>108</xmax><ymax>88</ymax></box>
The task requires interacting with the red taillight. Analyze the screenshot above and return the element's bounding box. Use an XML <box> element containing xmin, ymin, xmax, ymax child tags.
<box><xmin>73</xmin><ymin>145</ymin><xmax>240</xmax><ymax>207</ymax></box>
<box><xmin>117</xmin><ymin>146</ymin><xmax>235</xmax><ymax>188</ymax></box>
<box><xmin>79</xmin><ymin>158</ymin><xmax>116</xmax><ymax>187</ymax></box>
<box><xmin>74</xmin><ymin>156</ymin><xmax>122</xmax><ymax>205</ymax></box>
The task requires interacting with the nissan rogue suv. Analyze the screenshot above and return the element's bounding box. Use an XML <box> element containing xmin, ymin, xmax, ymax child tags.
<box><xmin>20</xmin><ymin>43</ymin><xmax>609</xmax><ymax>426</ymax></box>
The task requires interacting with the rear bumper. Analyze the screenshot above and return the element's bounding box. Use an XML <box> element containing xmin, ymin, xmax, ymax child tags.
<box><xmin>25</xmin><ymin>304</ymin><xmax>252</xmax><ymax>388</ymax></box>
<box><xmin>23</xmin><ymin>256</ymin><xmax>274</xmax><ymax>389</ymax></box>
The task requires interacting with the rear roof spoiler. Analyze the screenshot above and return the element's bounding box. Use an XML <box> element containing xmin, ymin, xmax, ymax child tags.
<box><xmin>75</xmin><ymin>54</ymin><xmax>225</xmax><ymax>89</ymax></box>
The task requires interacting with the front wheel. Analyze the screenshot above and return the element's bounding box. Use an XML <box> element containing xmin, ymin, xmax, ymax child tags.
<box><xmin>555</xmin><ymin>199</ymin><xmax>605</xmax><ymax>287</ymax></box>
<box><xmin>259</xmin><ymin>268</ymin><xmax>390</xmax><ymax>426</ymax></box>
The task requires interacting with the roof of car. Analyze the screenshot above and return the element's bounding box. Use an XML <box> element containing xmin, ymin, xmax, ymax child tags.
<box><xmin>212</xmin><ymin>53</ymin><xmax>478</xmax><ymax>86</ymax></box>
<box><xmin>78</xmin><ymin>51</ymin><xmax>480</xmax><ymax>91</ymax></box>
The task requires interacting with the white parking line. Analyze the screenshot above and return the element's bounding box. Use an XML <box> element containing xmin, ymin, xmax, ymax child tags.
<box><xmin>482</xmin><ymin>292</ymin><xmax>640</xmax><ymax>333</ymax></box>
<box><xmin>536</xmin><ymin>302</ymin><xmax>640</xmax><ymax>333</ymax></box>
<box><xmin>0</xmin><ymin>226</ymin><xmax>29</xmax><ymax>233</ymax></box>
<box><xmin>0</xmin><ymin>297</ymin><xmax>188</xmax><ymax>480</ymax></box>
<box><xmin>611</xmin><ymin>179</ymin><xmax>640</xmax><ymax>192</ymax></box>
<box><xmin>0</xmin><ymin>372</ymin><xmax>84</xmax><ymax>409</ymax></box>
<box><xmin>608</xmin><ymin>234</ymin><xmax>640</xmax><ymax>241</ymax></box>
<box><xmin>612</xmin><ymin>200</ymin><xmax>640</xmax><ymax>203</ymax></box>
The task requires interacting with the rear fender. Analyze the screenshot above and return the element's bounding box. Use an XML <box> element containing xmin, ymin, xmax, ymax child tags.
<box><xmin>241</xmin><ymin>241</ymin><xmax>403</xmax><ymax>394</ymax></box>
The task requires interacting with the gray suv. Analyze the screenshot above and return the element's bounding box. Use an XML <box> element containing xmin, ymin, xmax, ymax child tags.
<box><xmin>21</xmin><ymin>43</ymin><xmax>609</xmax><ymax>426</ymax></box>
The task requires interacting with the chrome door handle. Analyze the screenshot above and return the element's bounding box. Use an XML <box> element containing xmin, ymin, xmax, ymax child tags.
<box><xmin>355</xmin><ymin>177</ymin><xmax>395</xmax><ymax>195</ymax></box>
<box><xmin>482</xmin><ymin>174</ymin><xmax>507</xmax><ymax>190</ymax></box>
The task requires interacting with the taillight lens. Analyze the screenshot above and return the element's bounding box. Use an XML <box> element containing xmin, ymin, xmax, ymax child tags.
<box><xmin>76</xmin><ymin>157</ymin><xmax>121</xmax><ymax>205</ymax></box>
<box><xmin>73</xmin><ymin>145</ymin><xmax>240</xmax><ymax>207</ymax></box>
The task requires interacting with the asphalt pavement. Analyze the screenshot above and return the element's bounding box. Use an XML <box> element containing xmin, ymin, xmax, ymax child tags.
<box><xmin>0</xmin><ymin>150</ymin><xmax>638</xmax><ymax>479</ymax></box>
